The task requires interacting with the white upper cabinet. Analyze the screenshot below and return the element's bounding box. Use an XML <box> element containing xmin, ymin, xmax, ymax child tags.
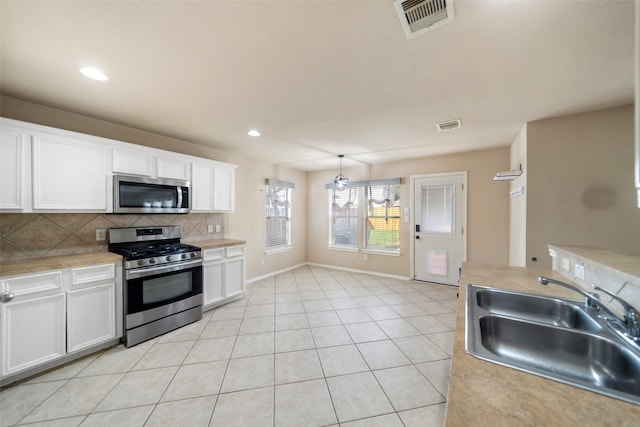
<box><xmin>32</xmin><ymin>133</ymin><xmax>107</xmax><ymax>211</ymax></box>
<box><xmin>0</xmin><ymin>118</ymin><xmax>235</xmax><ymax>213</ymax></box>
<box><xmin>191</xmin><ymin>161</ymin><xmax>236</xmax><ymax>212</ymax></box>
<box><xmin>0</xmin><ymin>126</ymin><xmax>29</xmax><ymax>210</ymax></box>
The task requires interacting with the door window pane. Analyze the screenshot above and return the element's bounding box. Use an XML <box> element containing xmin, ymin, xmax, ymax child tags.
<box><xmin>422</xmin><ymin>185</ymin><xmax>454</xmax><ymax>233</ymax></box>
<box><xmin>330</xmin><ymin>188</ymin><xmax>359</xmax><ymax>249</ymax></box>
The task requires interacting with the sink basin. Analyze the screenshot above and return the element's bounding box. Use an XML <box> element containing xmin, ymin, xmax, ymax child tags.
<box><xmin>466</xmin><ymin>284</ymin><xmax>640</xmax><ymax>406</ymax></box>
<box><xmin>475</xmin><ymin>287</ymin><xmax>602</xmax><ymax>331</ymax></box>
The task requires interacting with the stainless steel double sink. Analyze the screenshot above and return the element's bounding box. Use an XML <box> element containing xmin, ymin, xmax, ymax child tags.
<box><xmin>465</xmin><ymin>284</ymin><xmax>640</xmax><ymax>406</ymax></box>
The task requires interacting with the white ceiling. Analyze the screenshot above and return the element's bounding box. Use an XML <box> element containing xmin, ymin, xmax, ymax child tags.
<box><xmin>0</xmin><ymin>0</ymin><xmax>635</xmax><ymax>171</ymax></box>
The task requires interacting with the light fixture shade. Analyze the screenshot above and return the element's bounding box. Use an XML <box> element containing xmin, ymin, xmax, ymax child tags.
<box><xmin>333</xmin><ymin>155</ymin><xmax>349</xmax><ymax>191</ymax></box>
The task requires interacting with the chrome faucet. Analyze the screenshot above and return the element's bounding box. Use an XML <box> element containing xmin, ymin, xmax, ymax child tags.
<box><xmin>538</xmin><ymin>276</ymin><xmax>600</xmax><ymax>309</ymax></box>
<box><xmin>592</xmin><ymin>285</ymin><xmax>640</xmax><ymax>340</ymax></box>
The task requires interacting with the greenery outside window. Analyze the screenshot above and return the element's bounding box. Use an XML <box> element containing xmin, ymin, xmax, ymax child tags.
<box><xmin>366</xmin><ymin>184</ymin><xmax>401</xmax><ymax>252</ymax></box>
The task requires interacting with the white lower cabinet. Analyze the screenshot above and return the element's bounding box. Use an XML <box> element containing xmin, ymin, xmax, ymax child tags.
<box><xmin>1</xmin><ymin>293</ymin><xmax>66</xmax><ymax>376</ymax></box>
<box><xmin>0</xmin><ymin>262</ymin><xmax>121</xmax><ymax>381</ymax></box>
<box><xmin>202</xmin><ymin>245</ymin><xmax>245</xmax><ymax>310</ymax></box>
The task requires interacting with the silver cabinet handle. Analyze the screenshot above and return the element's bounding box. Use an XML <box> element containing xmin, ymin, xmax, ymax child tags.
<box><xmin>0</xmin><ymin>291</ymin><xmax>15</xmax><ymax>303</ymax></box>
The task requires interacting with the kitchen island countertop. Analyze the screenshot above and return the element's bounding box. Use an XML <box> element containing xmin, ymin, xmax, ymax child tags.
<box><xmin>446</xmin><ymin>262</ymin><xmax>640</xmax><ymax>426</ymax></box>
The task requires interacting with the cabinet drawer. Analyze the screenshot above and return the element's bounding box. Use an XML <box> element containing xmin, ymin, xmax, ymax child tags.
<box><xmin>2</xmin><ymin>271</ymin><xmax>62</xmax><ymax>296</ymax></box>
<box><xmin>225</xmin><ymin>246</ymin><xmax>245</xmax><ymax>258</ymax></box>
<box><xmin>203</xmin><ymin>248</ymin><xmax>224</xmax><ymax>262</ymax></box>
<box><xmin>71</xmin><ymin>264</ymin><xmax>115</xmax><ymax>285</ymax></box>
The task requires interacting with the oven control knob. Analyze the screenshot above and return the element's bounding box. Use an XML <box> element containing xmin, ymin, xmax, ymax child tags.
<box><xmin>166</xmin><ymin>256</ymin><xmax>173</xmax><ymax>262</ymax></box>
<box><xmin>190</xmin><ymin>252</ymin><xmax>196</xmax><ymax>258</ymax></box>
<box><xmin>181</xmin><ymin>253</ymin><xmax>187</xmax><ymax>259</ymax></box>
<box><xmin>137</xmin><ymin>260</ymin><xmax>145</xmax><ymax>266</ymax></box>
<box><xmin>149</xmin><ymin>258</ymin><xmax>156</xmax><ymax>264</ymax></box>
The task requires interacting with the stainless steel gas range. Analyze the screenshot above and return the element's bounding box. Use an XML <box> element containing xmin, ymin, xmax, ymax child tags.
<box><xmin>108</xmin><ymin>225</ymin><xmax>203</xmax><ymax>347</ymax></box>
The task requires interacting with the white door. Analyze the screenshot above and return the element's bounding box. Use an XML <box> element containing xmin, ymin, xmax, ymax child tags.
<box><xmin>413</xmin><ymin>173</ymin><xmax>466</xmax><ymax>285</ymax></box>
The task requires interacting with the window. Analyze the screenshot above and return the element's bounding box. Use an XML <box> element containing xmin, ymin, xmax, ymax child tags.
<box><xmin>327</xmin><ymin>178</ymin><xmax>401</xmax><ymax>253</ymax></box>
<box><xmin>266</xmin><ymin>180</ymin><xmax>293</xmax><ymax>253</ymax></box>
<box><xmin>366</xmin><ymin>184</ymin><xmax>401</xmax><ymax>252</ymax></box>
<box><xmin>329</xmin><ymin>187</ymin><xmax>359</xmax><ymax>249</ymax></box>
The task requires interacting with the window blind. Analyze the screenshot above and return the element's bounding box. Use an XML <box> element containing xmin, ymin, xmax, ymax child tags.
<box><xmin>266</xmin><ymin>180</ymin><xmax>293</xmax><ymax>252</ymax></box>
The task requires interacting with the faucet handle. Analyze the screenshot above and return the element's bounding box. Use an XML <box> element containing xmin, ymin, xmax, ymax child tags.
<box><xmin>592</xmin><ymin>285</ymin><xmax>640</xmax><ymax>339</ymax></box>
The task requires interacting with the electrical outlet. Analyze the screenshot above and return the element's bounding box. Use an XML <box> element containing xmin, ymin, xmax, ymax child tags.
<box><xmin>561</xmin><ymin>258</ymin><xmax>570</xmax><ymax>272</ymax></box>
<box><xmin>575</xmin><ymin>263</ymin><xmax>585</xmax><ymax>280</ymax></box>
<box><xmin>215</xmin><ymin>224</ymin><xmax>221</xmax><ymax>233</ymax></box>
<box><xmin>363</xmin><ymin>254</ymin><xmax>368</xmax><ymax>261</ymax></box>
<box><xmin>95</xmin><ymin>229</ymin><xmax>106</xmax><ymax>241</ymax></box>
<box><xmin>207</xmin><ymin>224</ymin><xmax>213</xmax><ymax>233</ymax></box>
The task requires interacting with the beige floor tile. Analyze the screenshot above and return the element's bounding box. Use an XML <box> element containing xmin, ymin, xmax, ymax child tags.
<box><xmin>393</xmin><ymin>336</ymin><xmax>449</xmax><ymax>364</ymax></box>
<box><xmin>231</xmin><ymin>332</ymin><xmax>275</xmax><ymax>358</ymax></box>
<box><xmin>200</xmin><ymin>319</ymin><xmax>242</xmax><ymax>338</ymax></box>
<box><xmin>356</xmin><ymin>340</ymin><xmax>411</xmax><ymax>370</ymax></box>
<box><xmin>354</xmin><ymin>295</ymin><xmax>385</xmax><ymax>308</ymax></box>
<box><xmin>311</xmin><ymin>325</ymin><xmax>353</xmax><ymax>348</ymax></box>
<box><xmin>300</xmin><ymin>291</ymin><xmax>327</xmax><ymax>301</ymax></box>
<box><xmin>78</xmin><ymin>345</ymin><xmax>149</xmax><ymax>377</ymax></box>
<box><xmin>364</xmin><ymin>306</ymin><xmax>401</xmax><ymax>321</ymax></box>
<box><xmin>210</xmin><ymin>387</ymin><xmax>274</xmax><ymax>427</ymax></box>
<box><xmin>161</xmin><ymin>360</ymin><xmax>227</xmax><ymax>401</ymax></box>
<box><xmin>398</xmin><ymin>404</ymin><xmax>447</xmax><ymax>427</ymax></box>
<box><xmin>211</xmin><ymin>306</ymin><xmax>246</xmax><ymax>320</ymax></box>
<box><xmin>389</xmin><ymin>303</ymin><xmax>426</xmax><ymax>317</ymax></box>
<box><xmin>329</xmin><ymin>297</ymin><xmax>360</xmax><ymax>310</ymax></box>
<box><xmin>416</xmin><ymin>359</ymin><xmax>452</xmax><ymax>398</ymax></box>
<box><xmin>344</xmin><ymin>322</ymin><xmax>388</xmax><ymax>343</ymax></box>
<box><xmin>132</xmin><ymin>341</ymin><xmax>194</xmax><ymax>370</ymax></box>
<box><xmin>427</xmin><ymin>331</ymin><xmax>455</xmax><ymax>355</ymax></box>
<box><xmin>94</xmin><ymin>367</ymin><xmax>176</xmax><ymax>412</ymax></box>
<box><xmin>376</xmin><ymin>318</ymin><xmax>421</xmax><ymax>338</ymax></box>
<box><xmin>406</xmin><ymin>315</ymin><xmax>450</xmax><ymax>334</ymax></box>
<box><xmin>324</xmin><ymin>289</ymin><xmax>350</xmax><ymax>299</ymax></box>
<box><xmin>244</xmin><ymin>304</ymin><xmax>275</xmax><ymax>318</ymax></box>
<box><xmin>184</xmin><ymin>336</ymin><xmax>235</xmax><ymax>364</ymax></box>
<box><xmin>23</xmin><ymin>354</ymin><xmax>98</xmax><ymax>384</ymax></box>
<box><xmin>275</xmin><ymin>379</ymin><xmax>337</xmax><ymax>427</ymax></box>
<box><xmin>19</xmin><ymin>416</ymin><xmax>86</xmax><ymax>426</ymax></box>
<box><xmin>0</xmin><ymin>380</ymin><xmax>66</xmax><ymax>427</ymax></box>
<box><xmin>157</xmin><ymin>320</ymin><xmax>207</xmax><ymax>343</ymax></box>
<box><xmin>374</xmin><ymin>365</ymin><xmax>444</xmax><ymax>411</ymax></box>
<box><xmin>21</xmin><ymin>374</ymin><xmax>124</xmax><ymax>423</ymax></box>
<box><xmin>275</xmin><ymin>292</ymin><xmax>301</xmax><ymax>303</ymax></box>
<box><xmin>247</xmin><ymin>294</ymin><xmax>275</xmax><ymax>305</ymax></box>
<box><xmin>378</xmin><ymin>294</ymin><xmax>409</xmax><ymax>305</ymax></box>
<box><xmin>275</xmin><ymin>349</ymin><xmax>323</xmax><ymax>385</ymax></box>
<box><xmin>340</xmin><ymin>413</ymin><xmax>404</xmax><ymax>427</ymax></box>
<box><xmin>275</xmin><ymin>329</ymin><xmax>315</xmax><ymax>352</ymax></box>
<box><xmin>416</xmin><ymin>301</ymin><xmax>452</xmax><ymax>315</ymax></box>
<box><xmin>302</xmin><ymin>299</ymin><xmax>333</xmax><ymax>312</ymax></box>
<box><xmin>239</xmin><ymin>316</ymin><xmax>275</xmax><ymax>335</ymax></box>
<box><xmin>346</xmin><ymin>288</ymin><xmax>374</xmax><ymax>298</ymax></box>
<box><xmin>81</xmin><ymin>405</ymin><xmax>154</xmax><ymax>427</ymax></box>
<box><xmin>146</xmin><ymin>395</ymin><xmax>216</xmax><ymax>427</ymax></box>
<box><xmin>317</xmin><ymin>345</ymin><xmax>369</xmax><ymax>377</ymax></box>
<box><xmin>336</xmin><ymin>308</ymin><xmax>373</xmax><ymax>324</ymax></box>
<box><xmin>306</xmin><ymin>311</ymin><xmax>342</xmax><ymax>327</ymax></box>
<box><xmin>275</xmin><ymin>313</ymin><xmax>309</xmax><ymax>331</ymax></box>
<box><xmin>326</xmin><ymin>372</ymin><xmax>394</xmax><ymax>423</ymax></box>
<box><xmin>220</xmin><ymin>354</ymin><xmax>274</xmax><ymax>393</ymax></box>
<box><xmin>433</xmin><ymin>312</ymin><xmax>458</xmax><ymax>329</ymax></box>
<box><xmin>275</xmin><ymin>301</ymin><xmax>305</xmax><ymax>315</ymax></box>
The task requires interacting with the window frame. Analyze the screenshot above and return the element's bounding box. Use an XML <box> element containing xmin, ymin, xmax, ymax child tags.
<box><xmin>364</xmin><ymin>184</ymin><xmax>401</xmax><ymax>254</ymax></box>
<box><xmin>265</xmin><ymin>180</ymin><xmax>294</xmax><ymax>254</ymax></box>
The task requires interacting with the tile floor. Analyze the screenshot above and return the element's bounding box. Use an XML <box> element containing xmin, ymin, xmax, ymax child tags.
<box><xmin>0</xmin><ymin>266</ymin><xmax>459</xmax><ymax>427</ymax></box>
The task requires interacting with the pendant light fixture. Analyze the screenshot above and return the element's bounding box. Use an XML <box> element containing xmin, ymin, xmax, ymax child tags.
<box><xmin>333</xmin><ymin>154</ymin><xmax>349</xmax><ymax>191</ymax></box>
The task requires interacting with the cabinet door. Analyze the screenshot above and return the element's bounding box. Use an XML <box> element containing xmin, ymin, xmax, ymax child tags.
<box><xmin>203</xmin><ymin>261</ymin><xmax>225</xmax><ymax>306</ymax></box>
<box><xmin>214</xmin><ymin>165</ymin><xmax>235</xmax><ymax>212</ymax></box>
<box><xmin>1</xmin><ymin>293</ymin><xmax>66</xmax><ymax>376</ymax></box>
<box><xmin>32</xmin><ymin>134</ymin><xmax>107</xmax><ymax>210</ymax></box>
<box><xmin>112</xmin><ymin>148</ymin><xmax>153</xmax><ymax>177</ymax></box>
<box><xmin>0</xmin><ymin>127</ymin><xmax>29</xmax><ymax>210</ymax></box>
<box><xmin>225</xmin><ymin>257</ymin><xmax>245</xmax><ymax>299</ymax></box>
<box><xmin>191</xmin><ymin>162</ymin><xmax>215</xmax><ymax>211</ymax></box>
<box><xmin>67</xmin><ymin>283</ymin><xmax>116</xmax><ymax>353</ymax></box>
<box><xmin>157</xmin><ymin>157</ymin><xmax>190</xmax><ymax>180</ymax></box>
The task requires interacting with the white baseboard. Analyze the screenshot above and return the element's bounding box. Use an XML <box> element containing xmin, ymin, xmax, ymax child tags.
<box><xmin>246</xmin><ymin>262</ymin><xmax>308</xmax><ymax>284</ymax></box>
<box><xmin>246</xmin><ymin>262</ymin><xmax>410</xmax><ymax>284</ymax></box>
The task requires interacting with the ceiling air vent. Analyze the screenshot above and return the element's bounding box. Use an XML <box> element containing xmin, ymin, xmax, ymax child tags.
<box><xmin>436</xmin><ymin>118</ymin><xmax>462</xmax><ymax>132</ymax></box>
<box><xmin>394</xmin><ymin>0</ymin><xmax>455</xmax><ymax>39</ymax></box>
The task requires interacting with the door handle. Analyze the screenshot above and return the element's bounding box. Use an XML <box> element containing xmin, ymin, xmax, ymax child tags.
<box><xmin>0</xmin><ymin>291</ymin><xmax>15</xmax><ymax>303</ymax></box>
<box><xmin>415</xmin><ymin>235</ymin><xmax>420</xmax><ymax>240</ymax></box>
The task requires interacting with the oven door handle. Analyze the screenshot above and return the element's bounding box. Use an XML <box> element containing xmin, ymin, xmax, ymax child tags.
<box><xmin>126</xmin><ymin>260</ymin><xmax>203</xmax><ymax>280</ymax></box>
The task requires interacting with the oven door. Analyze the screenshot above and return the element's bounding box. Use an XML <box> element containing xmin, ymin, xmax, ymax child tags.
<box><xmin>125</xmin><ymin>261</ymin><xmax>203</xmax><ymax>321</ymax></box>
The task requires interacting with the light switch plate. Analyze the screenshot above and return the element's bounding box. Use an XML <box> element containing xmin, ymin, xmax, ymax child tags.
<box><xmin>575</xmin><ymin>264</ymin><xmax>585</xmax><ymax>280</ymax></box>
<box><xmin>96</xmin><ymin>229</ymin><xmax>106</xmax><ymax>241</ymax></box>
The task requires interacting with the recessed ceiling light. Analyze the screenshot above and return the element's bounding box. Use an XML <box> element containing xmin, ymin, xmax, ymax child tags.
<box><xmin>80</xmin><ymin>67</ymin><xmax>109</xmax><ymax>81</ymax></box>
<box><xmin>248</xmin><ymin>130</ymin><xmax>261</xmax><ymax>137</ymax></box>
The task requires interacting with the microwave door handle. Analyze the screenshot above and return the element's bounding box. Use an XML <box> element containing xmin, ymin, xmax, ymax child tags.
<box><xmin>177</xmin><ymin>187</ymin><xmax>183</xmax><ymax>208</ymax></box>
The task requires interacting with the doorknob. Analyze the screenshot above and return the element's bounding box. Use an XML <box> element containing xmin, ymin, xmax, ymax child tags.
<box><xmin>415</xmin><ymin>235</ymin><xmax>420</xmax><ymax>240</ymax></box>
<box><xmin>0</xmin><ymin>291</ymin><xmax>15</xmax><ymax>303</ymax></box>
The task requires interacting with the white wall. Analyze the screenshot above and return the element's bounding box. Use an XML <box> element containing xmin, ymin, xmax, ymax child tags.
<box><xmin>509</xmin><ymin>124</ymin><xmax>527</xmax><ymax>267</ymax></box>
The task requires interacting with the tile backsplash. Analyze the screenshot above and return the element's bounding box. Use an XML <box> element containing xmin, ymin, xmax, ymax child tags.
<box><xmin>0</xmin><ymin>212</ymin><xmax>224</xmax><ymax>262</ymax></box>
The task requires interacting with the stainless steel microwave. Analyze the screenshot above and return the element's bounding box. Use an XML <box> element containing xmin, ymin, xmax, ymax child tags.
<box><xmin>113</xmin><ymin>175</ymin><xmax>190</xmax><ymax>214</ymax></box>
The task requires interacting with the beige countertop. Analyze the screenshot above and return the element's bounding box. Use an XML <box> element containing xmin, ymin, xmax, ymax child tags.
<box><xmin>549</xmin><ymin>244</ymin><xmax>640</xmax><ymax>278</ymax></box>
<box><xmin>0</xmin><ymin>252</ymin><xmax>123</xmax><ymax>277</ymax></box>
<box><xmin>446</xmin><ymin>262</ymin><xmax>640</xmax><ymax>427</ymax></box>
<box><xmin>195</xmin><ymin>238</ymin><xmax>246</xmax><ymax>250</ymax></box>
